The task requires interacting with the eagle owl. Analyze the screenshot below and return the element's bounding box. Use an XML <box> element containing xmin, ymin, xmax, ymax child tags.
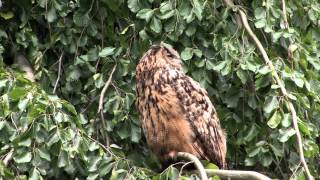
<box><xmin>136</xmin><ymin>45</ymin><xmax>226</xmax><ymax>169</ymax></box>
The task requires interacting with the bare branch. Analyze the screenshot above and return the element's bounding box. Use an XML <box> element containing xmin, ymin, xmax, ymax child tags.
<box><xmin>222</xmin><ymin>1</ymin><xmax>314</xmax><ymax>179</ymax></box>
<box><xmin>98</xmin><ymin>64</ymin><xmax>117</xmax><ymax>113</ymax></box>
<box><xmin>53</xmin><ymin>52</ymin><xmax>64</xmax><ymax>94</ymax></box>
<box><xmin>177</xmin><ymin>152</ymin><xmax>208</xmax><ymax>180</ymax></box>
<box><xmin>206</xmin><ymin>169</ymin><xmax>271</xmax><ymax>180</ymax></box>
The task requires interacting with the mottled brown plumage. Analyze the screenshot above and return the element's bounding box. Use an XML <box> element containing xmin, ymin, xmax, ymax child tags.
<box><xmin>136</xmin><ymin>45</ymin><xmax>226</xmax><ymax>169</ymax></box>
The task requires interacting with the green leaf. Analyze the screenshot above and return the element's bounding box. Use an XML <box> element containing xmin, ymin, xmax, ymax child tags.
<box><xmin>185</xmin><ymin>25</ymin><xmax>196</xmax><ymax>36</ymax></box>
<box><xmin>254</xmin><ymin>8</ymin><xmax>266</xmax><ymax>19</ymax></box>
<box><xmin>46</xmin><ymin>8</ymin><xmax>57</xmax><ymax>22</ymax></box>
<box><xmin>278</xmin><ymin>128</ymin><xmax>296</xmax><ymax>142</ymax></box>
<box><xmin>73</xmin><ymin>12</ymin><xmax>90</xmax><ymax>26</ymax></box>
<box><xmin>236</xmin><ymin>69</ymin><xmax>248</xmax><ymax>84</ymax></box>
<box><xmin>263</xmin><ymin>96</ymin><xmax>279</xmax><ymax>114</ymax></box>
<box><xmin>99</xmin><ymin>160</ymin><xmax>114</xmax><ymax>176</ymax></box>
<box><xmin>9</xmin><ymin>87</ymin><xmax>27</xmax><ymax>100</ymax></box>
<box><xmin>99</xmin><ymin>47</ymin><xmax>116</xmax><ymax>57</ymax></box>
<box><xmin>306</xmin><ymin>55</ymin><xmax>320</xmax><ymax>70</ymax></box>
<box><xmin>29</xmin><ymin>168</ymin><xmax>40</xmax><ymax>180</ymax></box>
<box><xmin>58</xmin><ymin>151</ymin><xmax>68</xmax><ymax>167</ymax></box>
<box><xmin>298</xmin><ymin>119</ymin><xmax>310</xmax><ymax>136</ymax></box>
<box><xmin>150</xmin><ymin>17</ymin><xmax>162</xmax><ymax>33</ymax></box>
<box><xmin>160</xmin><ymin>2</ymin><xmax>172</xmax><ymax>13</ymax></box>
<box><xmin>292</xmin><ymin>77</ymin><xmax>304</xmax><ymax>88</ymax></box>
<box><xmin>181</xmin><ymin>48</ymin><xmax>193</xmax><ymax>60</ymax></box>
<box><xmin>14</xmin><ymin>152</ymin><xmax>32</xmax><ymax>163</ymax></box>
<box><xmin>192</xmin><ymin>0</ymin><xmax>203</xmax><ymax>20</ymax></box>
<box><xmin>255</xmin><ymin>74</ymin><xmax>271</xmax><ymax>90</ymax></box>
<box><xmin>267</xmin><ymin>110</ymin><xmax>282</xmax><ymax>129</ymax></box>
<box><xmin>47</xmin><ymin>133</ymin><xmax>60</xmax><ymax>147</ymax></box>
<box><xmin>282</xmin><ymin>113</ymin><xmax>292</xmax><ymax>127</ymax></box>
<box><xmin>136</xmin><ymin>9</ymin><xmax>154</xmax><ymax>22</ymax></box>
<box><xmin>127</xmin><ymin>0</ymin><xmax>140</xmax><ymax>13</ymax></box>
<box><xmin>18</xmin><ymin>98</ymin><xmax>29</xmax><ymax>111</ymax></box>
<box><xmin>0</xmin><ymin>11</ymin><xmax>14</xmax><ymax>20</ymax></box>
<box><xmin>159</xmin><ymin>10</ymin><xmax>175</xmax><ymax>20</ymax></box>
<box><xmin>254</xmin><ymin>19</ymin><xmax>266</xmax><ymax>28</ymax></box>
<box><xmin>18</xmin><ymin>138</ymin><xmax>31</xmax><ymax>147</ymax></box>
<box><xmin>38</xmin><ymin>148</ymin><xmax>51</xmax><ymax>161</ymax></box>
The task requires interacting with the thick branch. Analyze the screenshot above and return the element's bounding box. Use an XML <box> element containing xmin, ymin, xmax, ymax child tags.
<box><xmin>177</xmin><ymin>152</ymin><xmax>272</xmax><ymax>180</ymax></box>
<box><xmin>177</xmin><ymin>152</ymin><xmax>208</xmax><ymax>180</ymax></box>
<box><xmin>222</xmin><ymin>0</ymin><xmax>313</xmax><ymax>179</ymax></box>
<box><xmin>206</xmin><ymin>169</ymin><xmax>271</xmax><ymax>180</ymax></box>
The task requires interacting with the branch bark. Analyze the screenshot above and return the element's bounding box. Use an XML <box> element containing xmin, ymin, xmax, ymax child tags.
<box><xmin>206</xmin><ymin>169</ymin><xmax>271</xmax><ymax>180</ymax></box>
<box><xmin>98</xmin><ymin>64</ymin><xmax>117</xmax><ymax>113</ymax></box>
<box><xmin>177</xmin><ymin>152</ymin><xmax>208</xmax><ymax>180</ymax></box>
<box><xmin>177</xmin><ymin>152</ymin><xmax>272</xmax><ymax>180</ymax></box>
<box><xmin>222</xmin><ymin>0</ymin><xmax>314</xmax><ymax>179</ymax></box>
<box><xmin>53</xmin><ymin>52</ymin><xmax>64</xmax><ymax>94</ymax></box>
<box><xmin>97</xmin><ymin>64</ymin><xmax>117</xmax><ymax>146</ymax></box>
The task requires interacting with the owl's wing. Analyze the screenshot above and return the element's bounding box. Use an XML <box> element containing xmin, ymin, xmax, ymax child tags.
<box><xmin>155</xmin><ymin>68</ymin><xmax>226</xmax><ymax>168</ymax></box>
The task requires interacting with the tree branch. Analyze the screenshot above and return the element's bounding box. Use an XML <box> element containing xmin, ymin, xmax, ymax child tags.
<box><xmin>98</xmin><ymin>64</ymin><xmax>117</xmax><ymax>113</ymax></box>
<box><xmin>177</xmin><ymin>152</ymin><xmax>208</xmax><ymax>180</ymax></box>
<box><xmin>177</xmin><ymin>152</ymin><xmax>272</xmax><ymax>180</ymax></box>
<box><xmin>206</xmin><ymin>169</ymin><xmax>271</xmax><ymax>180</ymax></box>
<box><xmin>53</xmin><ymin>52</ymin><xmax>64</xmax><ymax>94</ymax></box>
<box><xmin>222</xmin><ymin>0</ymin><xmax>314</xmax><ymax>179</ymax></box>
<box><xmin>97</xmin><ymin>64</ymin><xmax>117</xmax><ymax>146</ymax></box>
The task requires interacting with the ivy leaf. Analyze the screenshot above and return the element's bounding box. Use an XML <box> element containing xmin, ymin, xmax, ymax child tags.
<box><xmin>14</xmin><ymin>152</ymin><xmax>32</xmax><ymax>163</ymax></box>
<box><xmin>46</xmin><ymin>8</ymin><xmax>57</xmax><ymax>22</ymax></box>
<box><xmin>99</xmin><ymin>47</ymin><xmax>116</xmax><ymax>57</ymax></box>
<box><xmin>192</xmin><ymin>0</ymin><xmax>203</xmax><ymax>20</ymax></box>
<box><xmin>29</xmin><ymin>168</ymin><xmax>40</xmax><ymax>180</ymax></box>
<box><xmin>278</xmin><ymin>128</ymin><xmax>296</xmax><ymax>142</ymax></box>
<box><xmin>136</xmin><ymin>9</ymin><xmax>154</xmax><ymax>22</ymax></box>
<box><xmin>263</xmin><ymin>96</ymin><xmax>279</xmax><ymax>114</ymax></box>
<box><xmin>128</xmin><ymin>0</ymin><xmax>140</xmax><ymax>12</ymax></box>
<box><xmin>150</xmin><ymin>17</ymin><xmax>162</xmax><ymax>33</ymax></box>
<box><xmin>18</xmin><ymin>98</ymin><xmax>29</xmax><ymax>111</ymax></box>
<box><xmin>9</xmin><ymin>87</ymin><xmax>27</xmax><ymax>100</ymax></box>
<box><xmin>159</xmin><ymin>10</ymin><xmax>175</xmax><ymax>20</ymax></box>
<box><xmin>267</xmin><ymin>110</ymin><xmax>282</xmax><ymax>129</ymax></box>
<box><xmin>254</xmin><ymin>8</ymin><xmax>266</xmax><ymax>19</ymax></box>
<box><xmin>181</xmin><ymin>48</ymin><xmax>193</xmax><ymax>60</ymax></box>
<box><xmin>0</xmin><ymin>11</ymin><xmax>14</xmax><ymax>20</ymax></box>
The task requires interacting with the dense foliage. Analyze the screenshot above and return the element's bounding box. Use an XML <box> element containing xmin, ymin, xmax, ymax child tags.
<box><xmin>0</xmin><ymin>0</ymin><xmax>319</xmax><ymax>179</ymax></box>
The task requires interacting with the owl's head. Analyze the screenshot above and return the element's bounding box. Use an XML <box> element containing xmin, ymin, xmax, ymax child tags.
<box><xmin>139</xmin><ymin>44</ymin><xmax>182</xmax><ymax>70</ymax></box>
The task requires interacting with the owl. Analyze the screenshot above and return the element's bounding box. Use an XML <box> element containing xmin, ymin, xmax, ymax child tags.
<box><xmin>136</xmin><ymin>44</ymin><xmax>226</xmax><ymax>169</ymax></box>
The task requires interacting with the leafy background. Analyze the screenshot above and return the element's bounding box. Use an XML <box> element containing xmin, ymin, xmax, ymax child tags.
<box><xmin>0</xmin><ymin>0</ymin><xmax>319</xmax><ymax>179</ymax></box>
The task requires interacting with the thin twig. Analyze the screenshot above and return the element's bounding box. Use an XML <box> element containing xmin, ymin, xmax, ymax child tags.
<box><xmin>98</xmin><ymin>64</ymin><xmax>117</xmax><ymax>146</ymax></box>
<box><xmin>281</xmin><ymin>0</ymin><xmax>289</xmax><ymax>29</ymax></box>
<box><xmin>53</xmin><ymin>52</ymin><xmax>64</xmax><ymax>94</ymax></box>
<box><xmin>222</xmin><ymin>0</ymin><xmax>314</xmax><ymax>179</ymax></box>
<box><xmin>206</xmin><ymin>169</ymin><xmax>271</xmax><ymax>180</ymax></box>
<box><xmin>177</xmin><ymin>152</ymin><xmax>208</xmax><ymax>180</ymax></box>
<box><xmin>98</xmin><ymin>64</ymin><xmax>117</xmax><ymax>113</ymax></box>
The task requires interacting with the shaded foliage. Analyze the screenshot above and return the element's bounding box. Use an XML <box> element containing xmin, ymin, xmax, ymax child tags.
<box><xmin>0</xmin><ymin>0</ymin><xmax>319</xmax><ymax>179</ymax></box>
